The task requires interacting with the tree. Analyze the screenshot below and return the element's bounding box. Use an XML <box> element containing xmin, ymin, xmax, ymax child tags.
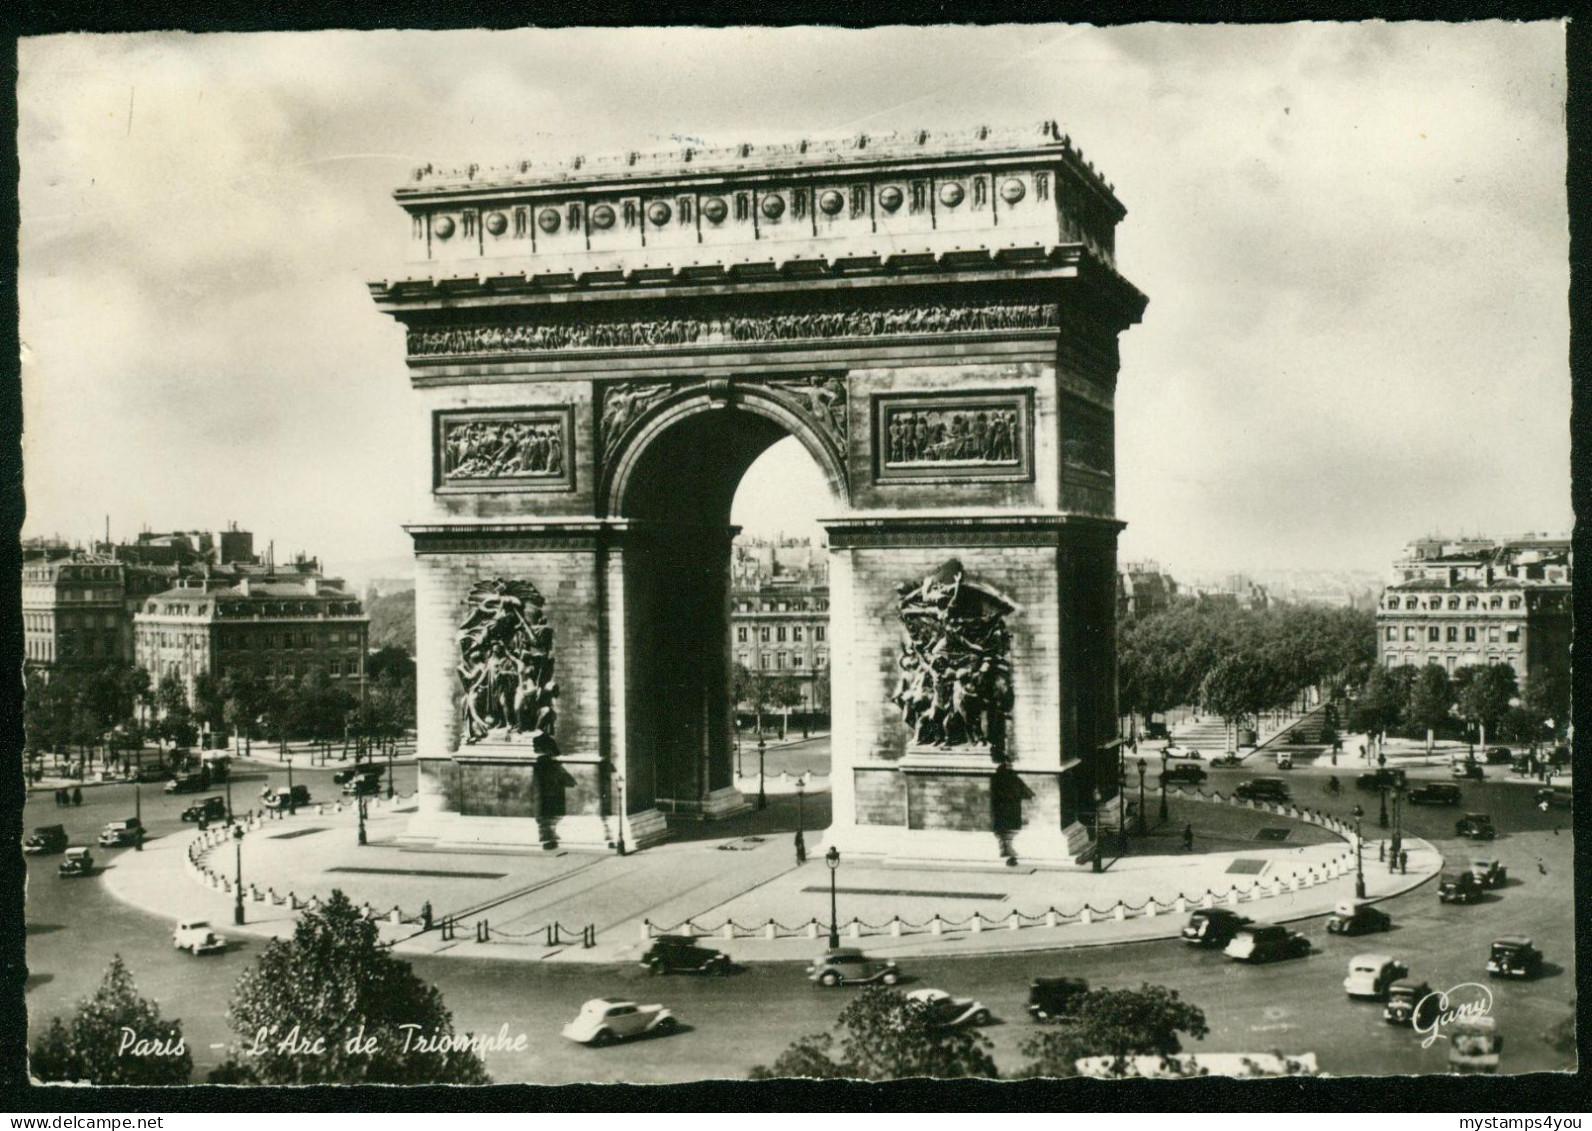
<box><xmin>768</xmin><ymin>676</ymin><xmax>804</xmax><ymax>739</ymax></box>
<box><xmin>154</xmin><ymin>671</ymin><xmax>197</xmax><ymax>751</ymax></box>
<box><xmin>193</xmin><ymin>671</ymin><xmax>228</xmax><ymax>739</ymax></box>
<box><xmin>365</xmin><ymin>589</ymin><xmax>417</xmax><ymax>655</ymax></box>
<box><xmin>1401</xmin><ymin>664</ymin><xmax>1452</xmax><ymax>755</ymax></box>
<box><xmin>1350</xmin><ymin>663</ymin><xmax>1414</xmax><ymax>752</ymax></box>
<box><xmin>733</xmin><ymin>661</ymin><xmax>771</xmax><ymax>735</ymax></box>
<box><xmin>367</xmin><ymin>645</ymin><xmax>416</xmax><ymax>686</ymax></box>
<box><xmin>1523</xmin><ymin>668</ymin><xmax>1571</xmax><ymax>743</ymax></box>
<box><xmin>1018</xmin><ymin>983</ymin><xmax>1209</xmax><ymax>1078</ymax></box>
<box><xmin>1454</xmin><ymin>663</ymin><xmax>1519</xmax><ymax>752</ymax></box>
<box><xmin>223</xmin><ymin>669</ymin><xmax>268</xmax><ymax>755</ymax></box>
<box><xmin>750</xmin><ymin>986</ymin><xmax>996</xmax><ymax>1080</ymax></box>
<box><xmin>211</xmin><ymin>890</ymin><xmax>490</xmax><ymax>1085</ymax></box>
<box><xmin>30</xmin><ymin>955</ymin><xmax>192</xmax><ymax>1085</ymax></box>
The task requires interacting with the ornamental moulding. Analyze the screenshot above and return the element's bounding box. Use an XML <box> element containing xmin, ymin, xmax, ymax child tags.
<box><xmin>406</xmin><ymin>300</ymin><xmax>1061</xmax><ymax>358</ymax></box>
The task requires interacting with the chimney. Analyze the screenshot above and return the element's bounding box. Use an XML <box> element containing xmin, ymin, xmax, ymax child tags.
<box><xmin>238</xmin><ymin>577</ymin><xmax>250</xmax><ymax>597</ymax></box>
<box><xmin>306</xmin><ymin>577</ymin><xmax>319</xmax><ymax>596</ymax></box>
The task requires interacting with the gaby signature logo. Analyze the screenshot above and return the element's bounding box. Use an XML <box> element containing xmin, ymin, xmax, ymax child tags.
<box><xmin>1413</xmin><ymin>982</ymin><xmax>1495</xmax><ymax>1048</ymax></box>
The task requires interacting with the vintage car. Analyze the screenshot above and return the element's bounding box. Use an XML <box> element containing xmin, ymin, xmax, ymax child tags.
<box><xmin>806</xmin><ymin>947</ymin><xmax>901</xmax><ymax>987</ymax></box>
<box><xmin>172</xmin><ymin>918</ymin><xmax>227</xmax><ymax>955</ymax></box>
<box><xmin>1468</xmin><ymin>857</ymin><xmax>1508</xmax><ymax>889</ymax></box>
<box><xmin>1483</xmin><ymin>746</ymin><xmax>1513</xmax><ymax>765</ymax></box>
<box><xmin>181</xmin><ymin>796</ymin><xmax>229</xmax><ymax>824</ymax></box>
<box><xmin>1456</xmin><ymin>813</ymin><xmax>1497</xmax><ymax>840</ymax></box>
<box><xmin>1208</xmin><ymin>752</ymin><xmax>1243</xmax><ymax>768</ymax></box>
<box><xmin>23</xmin><ymin>824</ymin><xmax>68</xmax><ymax>855</ymax></box>
<box><xmin>164</xmin><ymin>771</ymin><xmax>209</xmax><ymax>794</ymax></box>
<box><xmin>1535</xmin><ymin>786</ymin><xmax>1573</xmax><ymax>810</ymax></box>
<box><xmin>58</xmin><ymin>847</ymin><xmax>94</xmax><ymax>877</ymax></box>
<box><xmin>1452</xmin><ymin>759</ymin><xmax>1485</xmax><ymax>781</ymax></box>
<box><xmin>1027</xmin><ymin>976</ymin><xmax>1090</xmax><ymax>1021</ymax></box>
<box><xmin>1325</xmin><ymin>900</ymin><xmax>1392</xmax><ymax>936</ymax></box>
<box><xmin>342</xmin><ymin>777</ymin><xmax>381</xmax><ymax>797</ymax></box>
<box><xmin>1275</xmin><ymin>750</ymin><xmax>1294</xmax><ymax>770</ymax></box>
<box><xmin>1224</xmin><ymin>924</ymin><xmax>1311</xmax><ymax>964</ymax></box>
<box><xmin>1143</xmin><ymin>720</ymin><xmax>1171</xmax><ymax>741</ymax></box>
<box><xmin>560</xmin><ymin>999</ymin><xmax>677</xmax><ymax>1046</ymax></box>
<box><xmin>134</xmin><ymin>765</ymin><xmax>174</xmax><ymax>783</ymax></box>
<box><xmin>1408</xmin><ymin>783</ymin><xmax>1463</xmax><ymax>806</ymax></box>
<box><xmin>1343</xmin><ymin>953</ymin><xmax>1409</xmax><ymax>999</ymax></box>
<box><xmin>639</xmin><ymin>935</ymin><xmax>732</xmax><ymax>976</ymax></box>
<box><xmin>1181</xmin><ymin>908</ymin><xmax>1254</xmax><ymax>948</ymax></box>
<box><xmin>1233</xmin><ymin>778</ymin><xmax>1291</xmax><ymax>803</ymax></box>
<box><xmin>906</xmin><ymin>988</ymin><xmax>991</xmax><ymax>1029</ymax></box>
<box><xmin>97</xmin><ymin>818</ymin><xmax>145</xmax><ymax>848</ymax></box>
<box><xmin>262</xmin><ymin>784</ymin><xmax>312</xmax><ymax>810</ymax></box>
<box><xmin>1383</xmin><ymin>979</ymin><xmax>1438</xmax><ymax>1027</ymax></box>
<box><xmin>1163</xmin><ymin>743</ymin><xmax>1202</xmax><ymax>761</ymax></box>
<box><xmin>1437</xmin><ymin>870</ymin><xmax>1483</xmax><ymax>904</ymax></box>
<box><xmin>1486</xmin><ymin>936</ymin><xmax>1543</xmax><ymax>980</ymax></box>
<box><xmin>201</xmin><ymin>754</ymin><xmax>232</xmax><ymax>782</ymax></box>
<box><xmin>1449</xmin><ymin>1015</ymin><xmax>1503</xmax><ymax>1073</ymax></box>
<box><xmin>1161</xmin><ymin>763</ymin><xmax>1207</xmax><ymax>787</ymax></box>
<box><xmin>1356</xmin><ymin>768</ymin><xmax>1407</xmax><ymax>791</ymax></box>
<box><xmin>332</xmin><ymin>765</ymin><xmax>385</xmax><ymax>787</ymax></box>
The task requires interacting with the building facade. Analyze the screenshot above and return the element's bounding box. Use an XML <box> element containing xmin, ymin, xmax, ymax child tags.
<box><xmin>1375</xmin><ymin>533</ymin><xmax>1571</xmax><ymax>689</ymax></box>
<box><xmin>22</xmin><ymin>556</ymin><xmax>129</xmax><ymax>670</ymax></box>
<box><xmin>134</xmin><ymin>575</ymin><xmax>370</xmax><ymax>700</ymax></box>
<box><xmin>731</xmin><ymin>540</ymin><xmax>831</xmax><ymax>712</ymax></box>
<box><xmin>1116</xmin><ymin>559</ymin><xmax>1178</xmax><ymax>620</ymax></box>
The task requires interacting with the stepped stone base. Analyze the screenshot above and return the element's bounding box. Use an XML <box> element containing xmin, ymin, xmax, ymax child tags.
<box><xmin>822</xmin><ymin>820</ymin><xmax>1093</xmax><ymax>868</ymax></box>
<box><xmin>401</xmin><ymin>808</ymin><xmax>670</xmax><ymax>853</ymax></box>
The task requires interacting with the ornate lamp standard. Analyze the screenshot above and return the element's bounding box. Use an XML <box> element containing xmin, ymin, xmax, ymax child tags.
<box><xmin>795</xmin><ymin>774</ymin><xmax>808</xmax><ymax>864</ymax></box>
<box><xmin>287</xmin><ymin>761</ymin><xmax>297</xmax><ymax>816</ymax></box>
<box><xmin>357</xmin><ymin>794</ymin><xmax>368</xmax><ymax>846</ymax></box>
<box><xmin>614</xmin><ymin>772</ymin><xmax>627</xmax><ymax>857</ymax></box>
<box><xmin>225</xmin><ymin>770</ymin><xmax>234</xmax><ymax>825</ymax></box>
<box><xmin>1117</xmin><ymin>763</ymin><xmax>1127</xmax><ymax>851</ymax></box>
<box><xmin>757</xmin><ymin>733</ymin><xmax>767</xmax><ymax>811</ymax></box>
<box><xmin>1158</xmin><ymin>748</ymin><xmax>1169</xmax><ymax>824</ymax></box>
<box><xmin>232</xmin><ymin>825</ymin><xmax>246</xmax><ymax>926</ymax></box>
<box><xmin>1352</xmin><ymin>803</ymin><xmax>1367</xmax><ymax>900</ymax></box>
<box><xmin>1378</xmin><ymin>782</ymin><xmax>1389</xmax><ymax>828</ymax></box>
<box><xmin>386</xmin><ymin>741</ymin><xmax>396</xmax><ymax>800</ymax></box>
<box><xmin>825</xmin><ymin>846</ymin><xmax>841</xmax><ymax>949</ymax></box>
<box><xmin>1090</xmin><ymin>786</ymin><xmax>1103</xmax><ymax>873</ymax></box>
<box><xmin>1136</xmin><ymin>758</ymin><xmax>1147</xmax><ymax>835</ymax></box>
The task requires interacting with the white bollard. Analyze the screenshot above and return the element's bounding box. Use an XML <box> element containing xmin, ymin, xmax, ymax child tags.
<box><xmin>1113</xmin><ymin>902</ymin><xmax>1126</xmax><ymax>922</ymax></box>
<box><xmin>1009</xmin><ymin>911</ymin><xmax>1021</xmax><ymax>931</ymax></box>
<box><xmin>722</xmin><ymin>923</ymin><xmax>734</xmax><ymax>941</ymax></box>
<box><xmin>970</xmin><ymin>915</ymin><xmax>983</xmax><ymax>934</ymax></box>
<box><xmin>930</xmin><ymin>917</ymin><xmax>943</xmax><ymax>935</ymax></box>
<box><xmin>1176</xmin><ymin>896</ymin><xmax>1187</xmax><ymax>913</ymax></box>
<box><xmin>1045</xmin><ymin>910</ymin><xmax>1058</xmax><ymax>928</ymax></box>
<box><xmin>891</xmin><ymin>918</ymin><xmax>902</xmax><ymax>937</ymax></box>
<box><xmin>1146</xmin><ymin>901</ymin><xmax>1158</xmax><ymax>918</ymax></box>
<box><xmin>1227</xmin><ymin>889</ymin><xmax>1240</xmax><ymax>907</ymax></box>
<box><xmin>764</xmin><ymin>922</ymin><xmax>776</xmax><ymax>940</ymax></box>
<box><xmin>1080</xmin><ymin>907</ymin><xmax>1093</xmax><ymax>925</ymax></box>
<box><xmin>1202</xmin><ymin>892</ymin><xmax>1215</xmax><ymax>909</ymax></box>
<box><xmin>639</xmin><ymin>921</ymin><xmax>651</xmax><ymax>942</ymax></box>
<box><xmin>848</xmin><ymin>919</ymin><xmax>861</xmax><ymax>940</ymax></box>
<box><xmin>807</xmin><ymin>921</ymin><xmax>819</xmax><ymax>940</ymax></box>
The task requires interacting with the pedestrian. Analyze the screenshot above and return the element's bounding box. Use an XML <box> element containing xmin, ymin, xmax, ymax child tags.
<box><xmin>1398</xmin><ymin>849</ymin><xmax>1408</xmax><ymax>874</ymax></box>
<box><xmin>1378</xmin><ymin>840</ymin><xmax>1385</xmax><ymax>863</ymax></box>
<box><xmin>795</xmin><ymin>832</ymin><xmax>807</xmax><ymax>866</ymax></box>
<box><xmin>421</xmin><ymin>900</ymin><xmax>434</xmax><ymax>931</ymax></box>
<box><xmin>53</xmin><ymin>788</ymin><xmax>62</xmax><ymax>807</ymax></box>
<box><xmin>71</xmin><ymin>786</ymin><xmax>82</xmax><ymax>807</ymax></box>
<box><xmin>1183</xmin><ymin>823</ymin><xmax>1194</xmax><ymax>852</ymax></box>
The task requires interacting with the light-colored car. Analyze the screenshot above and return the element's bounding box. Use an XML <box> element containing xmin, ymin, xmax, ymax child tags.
<box><xmin>1275</xmin><ymin>750</ymin><xmax>1294</xmax><ymax>770</ymax></box>
<box><xmin>906</xmin><ymin>988</ymin><xmax>991</xmax><ymax>1029</ymax></box>
<box><xmin>58</xmin><ymin>847</ymin><xmax>95</xmax><ymax>877</ymax></box>
<box><xmin>560</xmin><ymin>999</ymin><xmax>677</xmax><ymax>1046</ymax></box>
<box><xmin>1469</xmin><ymin>857</ymin><xmax>1508</xmax><ymax>889</ymax></box>
<box><xmin>1343</xmin><ymin>953</ymin><xmax>1409</xmax><ymax>999</ymax></box>
<box><xmin>173</xmin><ymin>919</ymin><xmax>227</xmax><ymax>955</ymax></box>
<box><xmin>807</xmin><ymin>947</ymin><xmax>901</xmax><ymax>987</ymax></box>
<box><xmin>97</xmin><ymin>819</ymin><xmax>144</xmax><ymax>848</ymax></box>
<box><xmin>1224</xmin><ymin>924</ymin><xmax>1310</xmax><ymax>963</ymax></box>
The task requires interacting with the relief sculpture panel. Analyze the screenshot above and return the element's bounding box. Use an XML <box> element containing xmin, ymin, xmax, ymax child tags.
<box><xmin>874</xmin><ymin>392</ymin><xmax>1032</xmax><ymax>483</ymax></box>
<box><xmin>435</xmin><ymin>407</ymin><xmax>574</xmax><ymax>492</ymax></box>
<box><xmin>457</xmin><ymin>578</ymin><xmax>560</xmax><ymax>751</ymax></box>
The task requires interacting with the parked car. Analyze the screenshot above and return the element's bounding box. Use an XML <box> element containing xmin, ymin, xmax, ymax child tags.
<box><xmin>134</xmin><ymin>765</ymin><xmax>173</xmax><ymax>783</ymax></box>
<box><xmin>806</xmin><ymin>947</ymin><xmax>900</xmax><ymax>987</ymax></box>
<box><xmin>1325</xmin><ymin>900</ymin><xmax>1392</xmax><ymax>936</ymax></box>
<box><xmin>1143</xmin><ymin>720</ymin><xmax>1170</xmax><ymax>741</ymax></box>
<box><xmin>1163</xmin><ymin>744</ymin><xmax>1202</xmax><ymax>761</ymax></box>
<box><xmin>1274</xmin><ymin>750</ymin><xmax>1294</xmax><ymax>770</ymax></box>
<box><xmin>1438</xmin><ymin>871</ymin><xmax>1483</xmax><ymax>904</ymax></box>
<box><xmin>1208</xmin><ymin>753</ymin><xmax>1243</xmax><ymax>768</ymax></box>
<box><xmin>342</xmin><ymin>777</ymin><xmax>381</xmax><ymax>797</ymax></box>
<box><xmin>182</xmin><ymin>796</ymin><xmax>229</xmax><ymax>824</ymax></box>
<box><xmin>1383</xmin><ymin>979</ymin><xmax>1438</xmax><ymax>1027</ymax></box>
<box><xmin>1452</xmin><ymin>759</ymin><xmax>1485</xmax><ymax>781</ymax></box>
<box><xmin>1027</xmin><ymin>976</ymin><xmax>1090</xmax><ymax>1021</ymax></box>
<box><xmin>97</xmin><ymin>818</ymin><xmax>145</xmax><ymax>848</ymax></box>
<box><xmin>1535</xmin><ymin>786</ymin><xmax>1572</xmax><ymax>810</ymax></box>
<box><xmin>906</xmin><ymin>988</ymin><xmax>990</xmax><ymax>1028</ymax></box>
<box><xmin>1224</xmin><ymin>924</ymin><xmax>1310</xmax><ymax>963</ymax></box>
<box><xmin>1234</xmin><ymin>778</ymin><xmax>1291</xmax><ymax>803</ymax></box>
<box><xmin>23</xmin><ymin>824</ymin><xmax>68</xmax><ymax>855</ymax></box>
<box><xmin>164</xmin><ymin>771</ymin><xmax>209</xmax><ymax>794</ymax></box>
<box><xmin>640</xmin><ymin>936</ymin><xmax>731</xmax><ymax>976</ymax></box>
<box><xmin>1456</xmin><ymin>813</ymin><xmax>1497</xmax><ymax>840</ymax></box>
<box><xmin>172</xmin><ymin>919</ymin><xmax>227</xmax><ymax>955</ymax></box>
<box><xmin>1161</xmin><ymin>763</ymin><xmax>1207</xmax><ymax>786</ymax></box>
<box><xmin>1483</xmin><ymin>746</ymin><xmax>1513</xmax><ymax>765</ymax></box>
<box><xmin>560</xmin><ymin>999</ymin><xmax>677</xmax><ymax>1045</ymax></box>
<box><xmin>333</xmin><ymin>765</ymin><xmax>384</xmax><ymax>787</ymax></box>
<box><xmin>1357</xmin><ymin>768</ymin><xmax>1407</xmax><ymax>791</ymax></box>
<box><xmin>1486</xmin><ymin>936</ymin><xmax>1542</xmax><ymax>980</ymax></box>
<box><xmin>58</xmin><ymin>847</ymin><xmax>94</xmax><ymax>877</ymax></box>
<box><xmin>1408</xmin><ymin>783</ymin><xmax>1462</xmax><ymax>806</ymax></box>
<box><xmin>262</xmin><ymin>785</ymin><xmax>312</xmax><ymax>810</ymax></box>
<box><xmin>1468</xmin><ymin>857</ymin><xmax>1507</xmax><ymax>889</ymax></box>
<box><xmin>1343</xmin><ymin>953</ymin><xmax>1409</xmax><ymax>999</ymax></box>
<box><xmin>1181</xmin><ymin>908</ymin><xmax>1254</xmax><ymax>948</ymax></box>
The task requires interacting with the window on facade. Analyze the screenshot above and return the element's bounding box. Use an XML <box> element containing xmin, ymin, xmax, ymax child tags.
<box><xmin>1385</xmin><ymin>627</ymin><xmax>1396</xmax><ymax>640</ymax></box>
<box><xmin>1506</xmin><ymin>629</ymin><xmax>1520</xmax><ymax>644</ymax></box>
<box><xmin>1465</xmin><ymin>627</ymin><xmax>1476</xmax><ymax>642</ymax></box>
<box><xmin>777</xmin><ymin>653</ymin><xmax>788</xmax><ymax>669</ymax></box>
<box><xmin>330</xmin><ymin>660</ymin><xmax>342</xmax><ymax>677</ymax></box>
<box><xmin>814</xmin><ymin>626</ymin><xmax>826</xmax><ymax>642</ymax></box>
<box><xmin>1446</xmin><ymin>627</ymin><xmax>1458</xmax><ymax>642</ymax></box>
<box><xmin>1488</xmin><ymin>628</ymin><xmax>1500</xmax><ymax>643</ymax></box>
<box><xmin>776</xmin><ymin>627</ymin><xmax>787</xmax><ymax>642</ymax></box>
<box><xmin>1466</xmin><ymin>598</ymin><xmax>1478</xmax><ymax>609</ymax></box>
<box><xmin>760</xmin><ymin>654</ymin><xmax>771</xmax><ymax>670</ymax></box>
<box><xmin>794</xmin><ymin>655</ymin><xmax>804</xmax><ymax>667</ymax></box>
<box><xmin>1404</xmin><ymin>598</ymin><xmax>1417</xmax><ymax>609</ymax></box>
<box><xmin>736</xmin><ymin>627</ymin><xmax>747</xmax><ymax>642</ymax></box>
<box><xmin>1508</xmin><ymin>597</ymin><xmax>1521</xmax><ymax>609</ymax></box>
<box><xmin>760</xmin><ymin>627</ymin><xmax>771</xmax><ymax>642</ymax></box>
<box><xmin>1404</xmin><ymin>627</ymin><xmax>1415</xmax><ymax>641</ymax></box>
<box><xmin>1427</xmin><ymin>627</ymin><xmax>1440</xmax><ymax>642</ymax></box>
<box><xmin>1448</xmin><ymin>598</ymin><xmax>1460</xmax><ymax>609</ymax></box>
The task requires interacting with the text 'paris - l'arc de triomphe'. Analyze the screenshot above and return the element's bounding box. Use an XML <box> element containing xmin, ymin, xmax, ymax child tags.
<box><xmin>367</xmin><ymin>122</ymin><xmax>1147</xmax><ymax>865</ymax></box>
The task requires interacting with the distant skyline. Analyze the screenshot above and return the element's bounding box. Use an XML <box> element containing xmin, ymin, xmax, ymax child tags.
<box><xmin>20</xmin><ymin>25</ymin><xmax>1571</xmax><ymax>578</ymax></box>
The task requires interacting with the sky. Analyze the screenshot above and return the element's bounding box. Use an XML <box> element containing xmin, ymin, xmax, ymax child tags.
<box><xmin>18</xmin><ymin>24</ymin><xmax>1571</xmax><ymax>583</ymax></box>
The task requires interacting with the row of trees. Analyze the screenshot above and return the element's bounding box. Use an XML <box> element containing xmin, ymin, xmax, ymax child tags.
<box><xmin>733</xmin><ymin>662</ymin><xmax>826</xmax><ymax>738</ymax></box>
<box><xmin>1350</xmin><ymin>659</ymin><xmax>1566</xmax><ymax>753</ymax></box>
<box><xmin>751</xmin><ymin>982</ymin><xmax>1209</xmax><ymax>1079</ymax></box>
<box><xmin>1118</xmin><ymin>604</ymin><xmax>1377</xmax><ymax>736</ymax></box>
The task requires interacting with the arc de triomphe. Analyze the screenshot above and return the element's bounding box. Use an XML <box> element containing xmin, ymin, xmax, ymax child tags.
<box><xmin>368</xmin><ymin>122</ymin><xmax>1146</xmax><ymax>864</ymax></box>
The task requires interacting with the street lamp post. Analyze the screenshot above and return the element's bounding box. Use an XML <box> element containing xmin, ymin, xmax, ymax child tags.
<box><xmin>135</xmin><ymin>780</ymin><xmax>142</xmax><ymax>823</ymax></box>
<box><xmin>1352</xmin><ymin>804</ymin><xmax>1367</xmax><ymax>900</ymax></box>
<box><xmin>757</xmin><ymin>734</ymin><xmax>767</xmax><ymax>811</ymax></box>
<box><xmin>357</xmin><ymin>795</ymin><xmax>368</xmax><ymax>846</ymax></box>
<box><xmin>287</xmin><ymin>761</ymin><xmax>296</xmax><ymax>816</ymax></box>
<box><xmin>795</xmin><ymin>774</ymin><xmax>807</xmax><ymax>864</ymax></box>
<box><xmin>1117</xmin><ymin>764</ymin><xmax>1127</xmax><ymax>850</ymax></box>
<box><xmin>1158</xmin><ymin>749</ymin><xmax>1169</xmax><ymax>823</ymax></box>
<box><xmin>825</xmin><ymin>846</ymin><xmax>841</xmax><ymax>949</ymax></box>
<box><xmin>387</xmin><ymin>742</ymin><xmax>395</xmax><ymax>800</ymax></box>
<box><xmin>225</xmin><ymin>771</ymin><xmax>234</xmax><ymax>825</ymax></box>
<box><xmin>1378</xmin><ymin>783</ymin><xmax>1389</xmax><ymax>828</ymax></box>
<box><xmin>232</xmin><ymin>826</ymin><xmax>245</xmax><ymax>925</ymax></box>
<box><xmin>614</xmin><ymin>772</ymin><xmax>627</xmax><ymax>857</ymax></box>
<box><xmin>1136</xmin><ymin>758</ymin><xmax>1147</xmax><ymax>835</ymax></box>
<box><xmin>1091</xmin><ymin>786</ymin><xmax>1103</xmax><ymax>873</ymax></box>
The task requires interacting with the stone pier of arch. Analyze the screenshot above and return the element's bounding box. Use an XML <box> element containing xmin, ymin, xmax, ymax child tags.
<box><xmin>368</xmin><ymin>123</ymin><xmax>1147</xmax><ymax>865</ymax></box>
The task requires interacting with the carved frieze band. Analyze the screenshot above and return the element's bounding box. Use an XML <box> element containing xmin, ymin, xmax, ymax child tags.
<box><xmin>873</xmin><ymin>391</ymin><xmax>1033</xmax><ymax>484</ymax></box>
<box><xmin>406</xmin><ymin>300</ymin><xmax>1059</xmax><ymax>358</ymax></box>
<box><xmin>434</xmin><ymin>406</ymin><xmax>575</xmax><ymax>493</ymax></box>
<box><xmin>599</xmin><ymin>375</ymin><xmax>848</xmax><ymax>464</ymax></box>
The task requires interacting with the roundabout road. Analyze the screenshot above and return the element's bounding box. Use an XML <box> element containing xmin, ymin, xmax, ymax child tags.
<box><xmin>25</xmin><ymin>766</ymin><xmax>1574</xmax><ymax>1082</ymax></box>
